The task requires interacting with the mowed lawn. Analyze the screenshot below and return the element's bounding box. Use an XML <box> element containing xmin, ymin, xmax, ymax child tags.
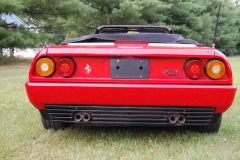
<box><xmin>0</xmin><ymin>57</ymin><xmax>239</xmax><ymax>160</ymax></box>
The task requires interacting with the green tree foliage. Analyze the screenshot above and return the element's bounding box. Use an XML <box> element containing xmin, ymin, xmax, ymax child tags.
<box><xmin>0</xmin><ymin>0</ymin><xmax>239</xmax><ymax>55</ymax></box>
<box><xmin>0</xmin><ymin>0</ymin><xmax>56</xmax><ymax>50</ymax></box>
<box><xmin>205</xmin><ymin>0</ymin><xmax>238</xmax><ymax>55</ymax></box>
<box><xmin>59</xmin><ymin>0</ymin><xmax>171</xmax><ymax>39</ymax></box>
<box><xmin>52</xmin><ymin>0</ymin><xmax>240</xmax><ymax>55</ymax></box>
<box><xmin>162</xmin><ymin>0</ymin><xmax>239</xmax><ymax>55</ymax></box>
<box><xmin>235</xmin><ymin>4</ymin><xmax>240</xmax><ymax>54</ymax></box>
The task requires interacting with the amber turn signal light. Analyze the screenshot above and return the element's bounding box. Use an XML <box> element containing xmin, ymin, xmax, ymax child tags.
<box><xmin>206</xmin><ymin>60</ymin><xmax>225</xmax><ymax>79</ymax></box>
<box><xmin>36</xmin><ymin>58</ymin><xmax>55</xmax><ymax>77</ymax></box>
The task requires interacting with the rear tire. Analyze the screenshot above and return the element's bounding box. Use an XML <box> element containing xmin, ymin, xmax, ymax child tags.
<box><xmin>197</xmin><ymin>114</ymin><xmax>222</xmax><ymax>133</ymax></box>
<box><xmin>41</xmin><ymin>116</ymin><xmax>72</xmax><ymax>130</ymax></box>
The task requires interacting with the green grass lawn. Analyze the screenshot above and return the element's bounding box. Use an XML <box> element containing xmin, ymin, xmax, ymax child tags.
<box><xmin>0</xmin><ymin>57</ymin><xmax>239</xmax><ymax>159</ymax></box>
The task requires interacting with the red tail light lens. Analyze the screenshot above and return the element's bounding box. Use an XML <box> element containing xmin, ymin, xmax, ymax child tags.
<box><xmin>57</xmin><ymin>58</ymin><xmax>76</xmax><ymax>77</ymax></box>
<box><xmin>184</xmin><ymin>59</ymin><xmax>204</xmax><ymax>79</ymax></box>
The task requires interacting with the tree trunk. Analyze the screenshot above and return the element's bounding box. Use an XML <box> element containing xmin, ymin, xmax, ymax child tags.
<box><xmin>0</xmin><ymin>48</ymin><xmax>3</xmax><ymax>57</ymax></box>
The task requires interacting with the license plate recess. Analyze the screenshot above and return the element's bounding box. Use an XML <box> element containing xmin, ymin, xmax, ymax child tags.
<box><xmin>110</xmin><ymin>59</ymin><xmax>149</xmax><ymax>79</ymax></box>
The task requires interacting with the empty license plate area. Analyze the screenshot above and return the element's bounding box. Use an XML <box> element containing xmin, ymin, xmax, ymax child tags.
<box><xmin>110</xmin><ymin>59</ymin><xmax>149</xmax><ymax>79</ymax></box>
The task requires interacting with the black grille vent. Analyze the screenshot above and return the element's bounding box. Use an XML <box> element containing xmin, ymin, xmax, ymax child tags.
<box><xmin>45</xmin><ymin>105</ymin><xmax>215</xmax><ymax>126</ymax></box>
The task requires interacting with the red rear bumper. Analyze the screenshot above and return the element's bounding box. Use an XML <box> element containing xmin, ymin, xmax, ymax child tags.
<box><xmin>25</xmin><ymin>82</ymin><xmax>237</xmax><ymax>113</ymax></box>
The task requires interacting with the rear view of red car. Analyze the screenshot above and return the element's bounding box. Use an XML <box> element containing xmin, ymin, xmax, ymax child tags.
<box><xmin>25</xmin><ymin>25</ymin><xmax>237</xmax><ymax>133</ymax></box>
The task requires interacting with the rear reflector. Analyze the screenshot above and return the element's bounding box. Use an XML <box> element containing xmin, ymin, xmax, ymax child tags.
<box><xmin>206</xmin><ymin>60</ymin><xmax>225</xmax><ymax>79</ymax></box>
<box><xmin>36</xmin><ymin>58</ymin><xmax>55</xmax><ymax>77</ymax></box>
<box><xmin>184</xmin><ymin>59</ymin><xmax>204</xmax><ymax>79</ymax></box>
<box><xmin>57</xmin><ymin>58</ymin><xmax>76</xmax><ymax>77</ymax></box>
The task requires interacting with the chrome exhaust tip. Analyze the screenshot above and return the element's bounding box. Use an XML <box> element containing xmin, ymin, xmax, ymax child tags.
<box><xmin>74</xmin><ymin>113</ymin><xmax>83</xmax><ymax>122</ymax></box>
<box><xmin>169</xmin><ymin>115</ymin><xmax>178</xmax><ymax>123</ymax></box>
<box><xmin>177</xmin><ymin>115</ymin><xmax>186</xmax><ymax>124</ymax></box>
<box><xmin>82</xmin><ymin>113</ymin><xmax>91</xmax><ymax>122</ymax></box>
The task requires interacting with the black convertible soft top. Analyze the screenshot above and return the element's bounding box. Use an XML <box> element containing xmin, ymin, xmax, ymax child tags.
<box><xmin>60</xmin><ymin>33</ymin><xmax>202</xmax><ymax>45</ymax></box>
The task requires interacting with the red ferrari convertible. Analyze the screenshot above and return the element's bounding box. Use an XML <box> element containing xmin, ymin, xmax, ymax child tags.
<box><xmin>25</xmin><ymin>25</ymin><xmax>237</xmax><ymax>133</ymax></box>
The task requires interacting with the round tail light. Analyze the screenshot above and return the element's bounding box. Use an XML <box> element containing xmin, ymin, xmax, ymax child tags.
<box><xmin>184</xmin><ymin>59</ymin><xmax>204</xmax><ymax>79</ymax></box>
<box><xmin>206</xmin><ymin>60</ymin><xmax>225</xmax><ymax>79</ymax></box>
<box><xmin>57</xmin><ymin>58</ymin><xmax>76</xmax><ymax>77</ymax></box>
<box><xmin>36</xmin><ymin>58</ymin><xmax>55</xmax><ymax>77</ymax></box>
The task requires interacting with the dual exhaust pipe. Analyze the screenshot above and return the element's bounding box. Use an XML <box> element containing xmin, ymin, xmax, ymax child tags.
<box><xmin>169</xmin><ymin>114</ymin><xmax>186</xmax><ymax>124</ymax></box>
<box><xmin>74</xmin><ymin>112</ymin><xmax>91</xmax><ymax>122</ymax></box>
<box><xmin>74</xmin><ymin>112</ymin><xmax>185</xmax><ymax>124</ymax></box>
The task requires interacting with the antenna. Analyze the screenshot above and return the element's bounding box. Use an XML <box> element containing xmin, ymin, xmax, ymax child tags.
<box><xmin>212</xmin><ymin>1</ymin><xmax>221</xmax><ymax>49</ymax></box>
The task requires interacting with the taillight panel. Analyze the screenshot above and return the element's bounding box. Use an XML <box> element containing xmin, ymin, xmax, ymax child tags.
<box><xmin>184</xmin><ymin>59</ymin><xmax>227</xmax><ymax>80</ymax></box>
<box><xmin>32</xmin><ymin>56</ymin><xmax>230</xmax><ymax>84</ymax></box>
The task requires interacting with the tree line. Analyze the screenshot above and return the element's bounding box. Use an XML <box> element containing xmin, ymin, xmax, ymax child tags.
<box><xmin>0</xmin><ymin>0</ymin><xmax>240</xmax><ymax>56</ymax></box>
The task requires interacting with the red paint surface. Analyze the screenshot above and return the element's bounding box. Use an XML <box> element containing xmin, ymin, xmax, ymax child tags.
<box><xmin>47</xmin><ymin>45</ymin><xmax>214</xmax><ymax>57</ymax></box>
<box><xmin>25</xmin><ymin>82</ymin><xmax>236</xmax><ymax>113</ymax></box>
<box><xmin>25</xmin><ymin>43</ymin><xmax>237</xmax><ymax>114</ymax></box>
<box><xmin>28</xmin><ymin>45</ymin><xmax>232</xmax><ymax>85</ymax></box>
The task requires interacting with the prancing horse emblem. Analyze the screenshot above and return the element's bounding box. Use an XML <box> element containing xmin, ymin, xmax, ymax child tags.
<box><xmin>85</xmin><ymin>64</ymin><xmax>91</xmax><ymax>74</ymax></box>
